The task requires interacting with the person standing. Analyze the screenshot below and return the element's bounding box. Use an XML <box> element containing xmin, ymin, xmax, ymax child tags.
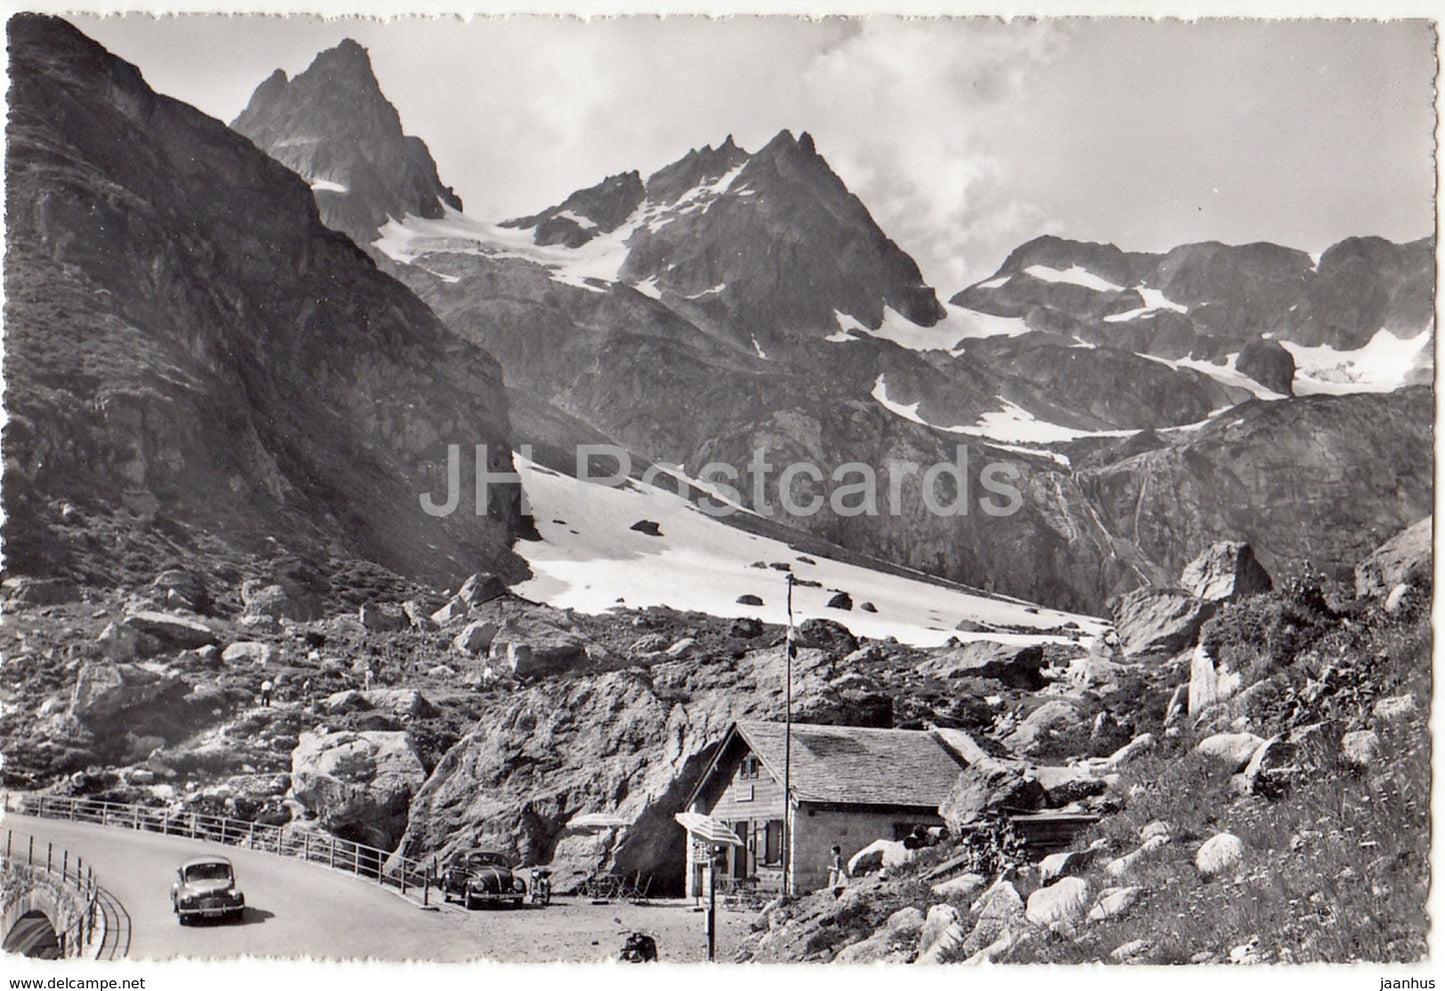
<box><xmin>260</xmin><ymin>678</ymin><xmax>273</xmax><ymax>707</ymax></box>
<box><xmin>827</xmin><ymin>844</ymin><xmax>848</xmax><ymax>895</ymax></box>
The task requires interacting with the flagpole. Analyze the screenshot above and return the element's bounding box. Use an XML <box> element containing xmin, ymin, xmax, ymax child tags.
<box><xmin>783</xmin><ymin>572</ymin><xmax>794</xmax><ymax>899</ymax></box>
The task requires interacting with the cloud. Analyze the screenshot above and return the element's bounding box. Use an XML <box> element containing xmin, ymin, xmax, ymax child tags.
<box><xmin>796</xmin><ymin>18</ymin><xmax>1074</xmax><ymax>290</ymax></box>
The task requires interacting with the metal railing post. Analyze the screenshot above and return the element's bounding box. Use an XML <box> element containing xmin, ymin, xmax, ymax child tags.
<box><xmin>62</xmin><ymin>850</ymin><xmax>68</xmax><ymax>881</ymax></box>
<box><xmin>47</xmin><ymin>841</ymin><xmax>52</xmax><ymax>873</ymax></box>
<box><xmin>28</xmin><ymin>835</ymin><xmax>34</xmax><ymax>867</ymax></box>
<box><xmin>329</xmin><ymin>837</ymin><xmax>336</xmax><ymax>869</ymax></box>
<box><xmin>423</xmin><ymin>864</ymin><xmax>430</xmax><ymax>907</ymax></box>
<box><xmin>133</xmin><ymin>804</ymin><xmax>140</xmax><ymax>832</ymax></box>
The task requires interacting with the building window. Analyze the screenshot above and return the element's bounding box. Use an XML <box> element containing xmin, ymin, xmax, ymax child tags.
<box><xmin>763</xmin><ymin>820</ymin><xmax>783</xmax><ymax>865</ymax></box>
<box><xmin>739</xmin><ymin>756</ymin><xmax>760</xmax><ymax>780</ymax></box>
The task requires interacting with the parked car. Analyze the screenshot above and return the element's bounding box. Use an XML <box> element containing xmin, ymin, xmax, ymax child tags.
<box><xmin>171</xmin><ymin>856</ymin><xmax>245</xmax><ymax>924</ymax></box>
<box><xmin>442</xmin><ymin>850</ymin><xmax>526</xmax><ymax>909</ymax></box>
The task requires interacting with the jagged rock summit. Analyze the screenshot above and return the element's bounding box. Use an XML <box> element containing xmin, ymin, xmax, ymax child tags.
<box><xmin>4</xmin><ymin>14</ymin><xmax>525</xmax><ymax>591</ymax></box>
<box><xmin>232</xmin><ymin>38</ymin><xmax>462</xmax><ymax>245</ymax></box>
<box><xmin>498</xmin><ymin>128</ymin><xmax>949</xmax><ymax>343</ymax></box>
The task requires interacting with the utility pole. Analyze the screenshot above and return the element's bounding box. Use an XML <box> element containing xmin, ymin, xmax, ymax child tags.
<box><xmin>782</xmin><ymin>572</ymin><xmax>795</xmax><ymax>899</ymax></box>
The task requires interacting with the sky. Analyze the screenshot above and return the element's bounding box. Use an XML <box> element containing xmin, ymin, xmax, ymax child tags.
<box><xmin>74</xmin><ymin>13</ymin><xmax>1437</xmax><ymax>290</ymax></box>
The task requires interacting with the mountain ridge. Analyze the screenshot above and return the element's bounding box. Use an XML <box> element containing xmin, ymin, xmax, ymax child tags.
<box><xmin>4</xmin><ymin>14</ymin><xmax>526</xmax><ymax>595</ymax></box>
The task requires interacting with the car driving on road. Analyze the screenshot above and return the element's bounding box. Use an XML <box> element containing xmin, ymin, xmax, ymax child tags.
<box><xmin>442</xmin><ymin>850</ymin><xmax>526</xmax><ymax>909</ymax></box>
<box><xmin>171</xmin><ymin>856</ymin><xmax>245</xmax><ymax>924</ymax></box>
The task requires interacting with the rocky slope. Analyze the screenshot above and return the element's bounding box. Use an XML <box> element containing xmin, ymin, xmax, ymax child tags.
<box><xmin>231</xmin><ymin>38</ymin><xmax>463</xmax><ymax>246</ymax></box>
<box><xmin>738</xmin><ymin>519</ymin><xmax>1432</xmax><ymax>964</ymax></box>
<box><xmin>3</xmin><ymin>15</ymin><xmax>525</xmax><ymax>594</ymax></box>
<box><xmin>1073</xmin><ymin>387</ymin><xmax>1433</xmax><ymax>584</ymax></box>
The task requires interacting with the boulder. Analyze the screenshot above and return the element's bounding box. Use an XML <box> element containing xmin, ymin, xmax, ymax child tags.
<box><xmin>847</xmin><ymin>838</ymin><xmax>913</xmax><ymax>876</ymax></box>
<box><xmin>221</xmin><ymin>641</ymin><xmax>277</xmax><ymax>666</ymax></box>
<box><xmin>1236</xmin><ymin>338</ymin><xmax>1296</xmax><ymax>396</ymax></box>
<box><xmin>793</xmin><ymin>618</ymin><xmax>858</xmax><ymax>655</ymax></box>
<box><xmin>825</xmin><ymin>591</ymin><xmax>853</xmax><ymax>611</ymax></box>
<box><xmin>358</xmin><ymin>603</ymin><xmax>407</xmax><ymax>633</ymax></box>
<box><xmin>288</xmin><ymin>730</ymin><xmax>426</xmax><ymax>850</ymax></box>
<box><xmin>834</xmin><ymin>906</ymin><xmax>924</xmax><ymax>963</ymax></box>
<box><xmin>1340</xmin><ymin>729</ymin><xmax>1381</xmax><ymax>769</ymax></box>
<box><xmin>1033</xmin><ymin>765</ymin><xmax>1110</xmax><ymax>806</ymax></box>
<box><xmin>1139</xmin><ymin>820</ymin><xmax>1172</xmax><ymax>843</ymax></box>
<box><xmin>859</xmin><ymin>602</ymin><xmax>877</xmax><ymax>613</ymax></box>
<box><xmin>122</xmin><ymin>611</ymin><xmax>218</xmax><ymax>648</ymax></box>
<box><xmin>1163</xmin><ymin>684</ymin><xmax>1186</xmax><ymax>726</ymax></box>
<box><xmin>916</xmin><ymin>903</ymin><xmax>962</xmax><ymax>957</ymax></box>
<box><xmin>1111</xmin><ymin>938</ymin><xmax>1152</xmax><ymax>963</ymax></box>
<box><xmin>1088</xmin><ymin>886</ymin><xmax>1143</xmax><ymax>922</ymax></box>
<box><xmin>96</xmin><ymin>621</ymin><xmax>140</xmax><ymax>662</ymax></box>
<box><xmin>916</xmin><ymin>641</ymin><xmax>1046</xmax><ymax>690</ymax></box>
<box><xmin>939</xmin><ymin>762</ymin><xmax>1044</xmax><ymax>832</ymax></box>
<box><xmin>1104</xmin><ymin>732</ymin><xmax>1155</xmax><ymax>770</ymax></box>
<box><xmin>1195</xmin><ymin>832</ymin><xmax>1245</xmax><ymax>877</ymax></box>
<box><xmin>1188</xmin><ymin>644</ymin><xmax>1240</xmax><ymax>717</ymax></box>
<box><xmin>1104</xmin><ymin>835</ymin><xmax>1170</xmax><ymax>878</ymax></box>
<box><xmin>628</xmin><ymin>633</ymin><xmax>671</xmax><ymax>656</ymax></box>
<box><xmin>1025</xmin><ymin>876</ymin><xmax>1092</xmax><ymax>928</ymax></box>
<box><xmin>957</xmin><ymin>879</ymin><xmax>1026</xmax><ymax>959</ymax></box>
<box><xmin>321</xmin><ymin>690</ymin><xmax>372</xmax><ymax>715</ymax></box>
<box><xmin>452</xmin><ymin>620</ymin><xmax>499</xmax><ymax>656</ymax></box>
<box><xmin>1195</xmin><ymin>732</ymin><xmax>1266</xmax><ymax>771</ymax></box>
<box><xmin>1002</xmin><ymin>699</ymin><xmax>1086</xmax><ymax>755</ymax></box>
<box><xmin>152</xmin><ymin>568</ymin><xmax>209</xmax><ymax>613</ymax></box>
<box><xmin>491</xmin><ymin>637</ymin><xmax>588</xmax><ymax>680</ymax></box>
<box><xmin>362</xmin><ymin>689</ymin><xmax>438</xmax><ymax>720</ymax></box>
<box><xmin>735</xmin><ymin>594</ymin><xmax>764</xmax><ymax>606</ymax></box>
<box><xmin>1384</xmin><ymin>583</ymin><xmax>1412</xmax><ymax>613</ymax></box>
<box><xmin>4</xmin><ymin>576</ymin><xmax>80</xmax><ymax>605</ymax></box>
<box><xmin>665</xmin><ymin>637</ymin><xmax>697</xmax><ymax>659</ymax></box>
<box><xmin>1109</xmin><ymin>586</ymin><xmax>1215</xmax><ymax>656</ymax></box>
<box><xmin>929</xmin><ymin>873</ymin><xmax>985</xmax><ymax>901</ymax></box>
<box><xmin>402</xmin><ymin>600</ymin><xmax>437</xmax><ymax>631</ymax></box>
<box><xmin>70</xmin><ymin>661</ymin><xmax>183</xmax><ymax>722</ymax></box>
<box><xmin>1354</xmin><ymin>516</ymin><xmax>1431</xmax><ymax>599</ymax></box>
<box><xmin>487</xmin><ymin>610</ymin><xmax>595</xmax><ymax>678</ymax></box>
<box><xmin>1039</xmin><ymin>840</ymin><xmax>1108</xmax><ymax>884</ymax></box>
<box><xmin>629</xmin><ymin>520</ymin><xmax>663</xmax><ymax>537</ymax></box>
<box><xmin>728</xmin><ymin>617</ymin><xmax>764</xmax><ymax>638</ymax></box>
<box><xmin>236</xmin><ymin>613</ymin><xmax>283</xmax><ymax>635</ymax></box>
<box><xmin>431</xmin><ymin>572</ymin><xmax>507</xmax><ymax>627</ymax></box>
<box><xmin>1238</xmin><ymin>735</ymin><xmax>1297</xmax><ymax>796</ymax></box>
<box><xmin>174</xmin><ymin>644</ymin><xmax>222</xmax><ymax>672</ymax></box>
<box><xmin>1179</xmin><ymin>542</ymin><xmax>1273</xmax><ymax>603</ymax></box>
<box><xmin>1372</xmin><ymin>693</ymin><xmax>1418</xmax><ymax>724</ymax></box>
<box><xmin>241</xmin><ymin>579</ymin><xmax>315</xmax><ymax>621</ymax></box>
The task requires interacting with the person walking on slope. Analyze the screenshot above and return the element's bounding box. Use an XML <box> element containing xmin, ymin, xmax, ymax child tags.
<box><xmin>260</xmin><ymin>678</ymin><xmax>273</xmax><ymax>708</ymax></box>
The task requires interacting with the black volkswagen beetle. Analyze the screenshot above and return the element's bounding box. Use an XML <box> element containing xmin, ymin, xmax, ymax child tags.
<box><xmin>442</xmin><ymin>850</ymin><xmax>526</xmax><ymax>909</ymax></box>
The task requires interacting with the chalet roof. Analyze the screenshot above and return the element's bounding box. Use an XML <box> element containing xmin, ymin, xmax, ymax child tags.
<box><xmin>725</xmin><ymin>719</ymin><xmax>967</xmax><ymax>809</ymax></box>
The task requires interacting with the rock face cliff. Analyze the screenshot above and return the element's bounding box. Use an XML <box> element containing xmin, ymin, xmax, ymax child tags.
<box><xmin>3</xmin><ymin>15</ymin><xmax>525</xmax><ymax>593</ymax></box>
<box><xmin>953</xmin><ymin>233</ymin><xmax>1434</xmax><ymax>360</ymax></box>
<box><xmin>231</xmin><ymin>38</ymin><xmax>462</xmax><ymax>246</ymax></box>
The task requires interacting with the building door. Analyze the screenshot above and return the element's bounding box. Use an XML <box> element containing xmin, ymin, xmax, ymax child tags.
<box><xmin>727</xmin><ymin>821</ymin><xmax>746</xmax><ymax>877</ymax></box>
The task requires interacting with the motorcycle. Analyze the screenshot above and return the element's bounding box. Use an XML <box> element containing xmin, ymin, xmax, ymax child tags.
<box><xmin>529</xmin><ymin>867</ymin><xmax>552</xmax><ymax>906</ymax></box>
